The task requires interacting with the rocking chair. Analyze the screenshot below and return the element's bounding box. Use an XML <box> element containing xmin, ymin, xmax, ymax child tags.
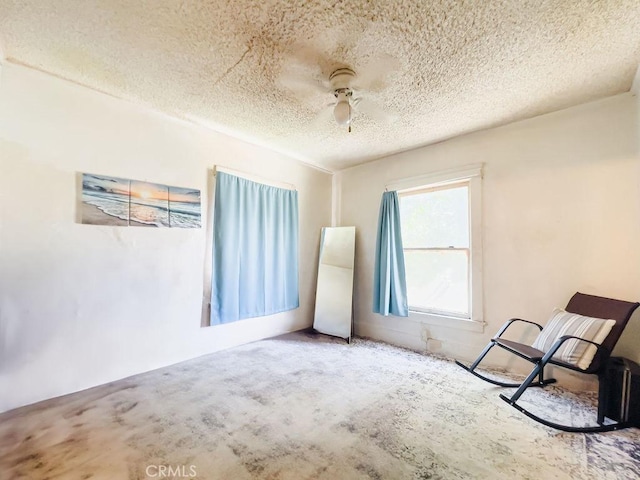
<box><xmin>456</xmin><ymin>292</ymin><xmax>639</xmax><ymax>432</ymax></box>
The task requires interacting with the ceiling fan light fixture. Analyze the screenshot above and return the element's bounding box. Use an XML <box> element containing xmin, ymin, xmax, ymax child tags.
<box><xmin>334</xmin><ymin>99</ymin><xmax>351</xmax><ymax>126</ymax></box>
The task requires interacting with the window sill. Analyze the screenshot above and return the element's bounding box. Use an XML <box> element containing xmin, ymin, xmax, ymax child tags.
<box><xmin>406</xmin><ymin>310</ymin><xmax>485</xmax><ymax>333</ymax></box>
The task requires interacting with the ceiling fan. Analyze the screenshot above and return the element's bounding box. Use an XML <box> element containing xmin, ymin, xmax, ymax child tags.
<box><xmin>328</xmin><ymin>67</ymin><xmax>388</xmax><ymax>132</ymax></box>
<box><xmin>319</xmin><ymin>67</ymin><xmax>393</xmax><ymax>132</ymax></box>
<box><xmin>279</xmin><ymin>54</ymin><xmax>397</xmax><ymax>132</ymax></box>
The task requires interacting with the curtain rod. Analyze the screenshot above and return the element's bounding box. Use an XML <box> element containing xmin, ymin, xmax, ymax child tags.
<box><xmin>213</xmin><ymin>165</ymin><xmax>297</xmax><ymax>191</ymax></box>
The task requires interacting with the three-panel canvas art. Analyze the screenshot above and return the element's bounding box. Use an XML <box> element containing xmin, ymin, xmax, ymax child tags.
<box><xmin>81</xmin><ymin>173</ymin><xmax>201</xmax><ymax>228</ymax></box>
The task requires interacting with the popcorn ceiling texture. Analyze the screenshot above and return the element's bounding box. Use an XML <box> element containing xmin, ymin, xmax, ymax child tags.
<box><xmin>1</xmin><ymin>1</ymin><xmax>639</xmax><ymax>171</ymax></box>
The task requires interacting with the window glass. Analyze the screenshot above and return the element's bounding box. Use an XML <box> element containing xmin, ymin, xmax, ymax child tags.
<box><xmin>400</xmin><ymin>182</ymin><xmax>470</xmax><ymax>317</ymax></box>
<box><xmin>404</xmin><ymin>250</ymin><xmax>469</xmax><ymax>316</ymax></box>
<box><xmin>400</xmin><ymin>185</ymin><xmax>469</xmax><ymax>248</ymax></box>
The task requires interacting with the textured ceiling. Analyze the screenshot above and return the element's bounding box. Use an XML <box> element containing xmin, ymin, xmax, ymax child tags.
<box><xmin>1</xmin><ymin>1</ymin><xmax>639</xmax><ymax>171</ymax></box>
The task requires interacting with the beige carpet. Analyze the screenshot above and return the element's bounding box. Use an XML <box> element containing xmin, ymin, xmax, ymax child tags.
<box><xmin>1</xmin><ymin>331</ymin><xmax>639</xmax><ymax>480</ymax></box>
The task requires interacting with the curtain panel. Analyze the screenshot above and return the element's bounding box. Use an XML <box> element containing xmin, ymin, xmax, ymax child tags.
<box><xmin>210</xmin><ymin>172</ymin><xmax>299</xmax><ymax>325</ymax></box>
<box><xmin>373</xmin><ymin>191</ymin><xmax>409</xmax><ymax>317</ymax></box>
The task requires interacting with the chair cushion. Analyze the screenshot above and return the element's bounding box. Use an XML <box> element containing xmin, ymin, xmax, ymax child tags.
<box><xmin>531</xmin><ymin>308</ymin><xmax>616</xmax><ymax>370</ymax></box>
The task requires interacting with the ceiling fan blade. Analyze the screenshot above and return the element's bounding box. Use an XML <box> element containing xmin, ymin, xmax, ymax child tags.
<box><xmin>352</xmin><ymin>53</ymin><xmax>400</xmax><ymax>92</ymax></box>
<box><xmin>352</xmin><ymin>97</ymin><xmax>394</xmax><ymax>124</ymax></box>
<box><xmin>278</xmin><ymin>44</ymin><xmax>332</xmax><ymax>97</ymax></box>
<box><xmin>278</xmin><ymin>74</ymin><xmax>328</xmax><ymax>95</ymax></box>
<box><xmin>287</xmin><ymin>44</ymin><xmax>333</xmax><ymax>68</ymax></box>
<box><xmin>309</xmin><ymin>105</ymin><xmax>335</xmax><ymax>130</ymax></box>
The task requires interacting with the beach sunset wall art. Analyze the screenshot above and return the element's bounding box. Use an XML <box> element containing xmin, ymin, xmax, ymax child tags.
<box><xmin>168</xmin><ymin>187</ymin><xmax>202</xmax><ymax>228</ymax></box>
<box><xmin>130</xmin><ymin>180</ymin><xmax>170</xmax><ymax>227</ymax></box>
<box><xmin>82</xmin><ymin>174</ymin><xmax>131</xmax><ymax>226</ymax></box>
<box><xmin>81</xmin><ymin>173</ymin><xmax>201</xmax><ymax>228</ymax></box>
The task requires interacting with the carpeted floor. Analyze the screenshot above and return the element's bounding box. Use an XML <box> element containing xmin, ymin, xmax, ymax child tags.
<box><xmin>1</xmin><ymin>331</ymin><xmax>639</xmax><ymax>480</ymax></box>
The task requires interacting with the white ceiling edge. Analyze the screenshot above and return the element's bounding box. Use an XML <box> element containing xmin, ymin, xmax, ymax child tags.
<box><xmin>339</xmin><ymin>92</ymin><xmax>636</xmax><ymax>174</ymax></box>
<box><xmin>7</xmin><ymin>56</ymin><xmax>636</xmax><ymax>176</ymax></box>
<box><xmin>0</xmin><ymin>59</ymin><xmax>503</xmax><ymax>177</ymax></box>
<box><xmin>180</xmin><ymin>112</ymin><xmax>334</xmax><ymax>175</ymax></box>
<box><xmin>2</xmin><ymin>58</ymin><xmax>335</xmax><ymax>176</ymax></box>
<box><xmin>0</xmin><ymin>59</ymin><xmax>487</xmax><ymax>174</ymax></box>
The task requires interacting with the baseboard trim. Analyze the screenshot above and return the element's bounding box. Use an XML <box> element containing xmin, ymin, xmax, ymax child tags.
<box><xmin>354</xmin><ymin>321</ymin><xmax>598</xmax><ymax>392</ymax></box>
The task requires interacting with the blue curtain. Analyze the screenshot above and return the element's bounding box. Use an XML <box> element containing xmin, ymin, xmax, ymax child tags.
<box><xmin>373</xmin><ymin>191</ymin><xmax>409</xmax><ymax>317</ymax></box>
<box><xmin>210</xmin><ymin>172</ymin><xmax>299</xmax><ymax>325</ymax></box>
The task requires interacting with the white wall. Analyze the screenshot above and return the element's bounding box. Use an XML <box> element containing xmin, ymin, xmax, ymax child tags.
<box><xmin>340</xmin><ymin>93</ymin><xmax>640</xmax><ymax>385</ymax></box>
<box><xmin>0</xmin><ymin>62</ymin><xmax>332</xmax><ymax>413</ymax></box>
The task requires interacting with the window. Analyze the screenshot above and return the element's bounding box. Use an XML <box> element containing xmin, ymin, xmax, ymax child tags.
<box><xmin>391</xmin><ymin>165</ymin><xmax>483</xmax><ymax>327</ymax></box>
<box><xmin>400</xmin><ymin>182</ymin><xmax>470</xmax><ymax>318</ymax></box>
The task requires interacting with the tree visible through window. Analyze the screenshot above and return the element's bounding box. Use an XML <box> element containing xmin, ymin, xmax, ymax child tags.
<box><xmin>399</xmin><ymin>182</ymin><xmax>470</xmax><ymax>318</ymax></box>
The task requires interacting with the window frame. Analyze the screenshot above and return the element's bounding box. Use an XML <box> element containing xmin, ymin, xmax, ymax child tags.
<box><xmin>399</xmin><ymin>181</ymin><xmax>471</xmax><ymax>319</ymax></box>
<box><xmin>388</xmin><ymin>164</ymin><xmax>484</xmax><ymax>332</ymax></box>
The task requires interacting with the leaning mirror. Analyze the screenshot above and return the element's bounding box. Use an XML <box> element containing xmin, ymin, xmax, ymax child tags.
<box><xmin>313</xmin><ymin>226</ymin><xmax>356</xmax><ymax>342</ymax></box>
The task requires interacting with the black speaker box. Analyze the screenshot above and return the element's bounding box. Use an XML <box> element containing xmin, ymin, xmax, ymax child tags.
<box><xmin>598</xmin><ymin>357</ymin><xmax>640</xmax><ymax>426</ymax></box>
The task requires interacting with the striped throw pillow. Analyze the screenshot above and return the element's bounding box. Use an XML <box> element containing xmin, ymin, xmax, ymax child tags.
<box><xmin>531</xmin><ymin>308</ymin><xmax>616</xmax><ymax>370</ymax></box>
